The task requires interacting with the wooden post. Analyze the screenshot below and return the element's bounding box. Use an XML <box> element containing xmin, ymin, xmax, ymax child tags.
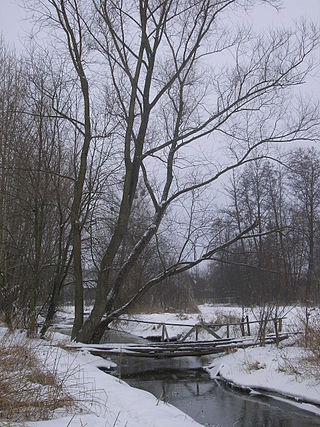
<box><xmin>246</xmin><ymin>315</ymin><xmax>251</xmax><ymax>336</ymax></box>
<box><xmin>227</xmin><ymin>323</ymin><xmax>230</xmax><ymax>339</ymax></box>
<box><xmin>118</xmin><ymin>348</ymin><xmax>123</xmax><ymax>382</ymax></box>
<box><xmin>161</xmin><ymin>324</ymin><xmax>169</xmax><ymax>342</ymax></box>
<box><xmin>195</xmin><ymin>325</ymin><xmax>199</xmax><ymax>341</ymax></box>
<box><xmin>240</xmin><ymin>317</ymin><xmax>245</xmax><ymax>336</ymax></box>
<box><xmin>274</xmin><ymin>319</ymin><xmax>279</xmax><ymax>345</ymax></box>
<box><xmin>279</xmin><ymin>318</ymin><xmax>282</xmax><ymax>332</ymax></box>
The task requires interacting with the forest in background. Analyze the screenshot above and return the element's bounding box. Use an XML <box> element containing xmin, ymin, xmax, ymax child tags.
<box><xmin>0</xmin><ymin>1</ymin><xmax>319</xmax><ymax>343</ymax></box>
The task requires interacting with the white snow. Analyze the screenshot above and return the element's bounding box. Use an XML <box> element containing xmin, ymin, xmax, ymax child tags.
<box><xmin>108</xmin><ymin>304</ymin><xmax>245</xmax><ymax>341</ymax></box>
<box><xmin>0</xmin><ymin>328</ymin><xmax>201</xmax><ymax>427</ymax></box>
<box><xmin>2</xmin><ymin>304</ymin><xmax>320</xmax><ymax>425</ymax></box>
<box><xmin>207</xmin><ymin>344</ymin><xmax>320</xmax><ymax>416</ymax></box>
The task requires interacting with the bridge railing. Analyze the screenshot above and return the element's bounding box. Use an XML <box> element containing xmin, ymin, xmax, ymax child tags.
<box><xmin>111</xmin><ymin>316</ymin><xmax>285</xmax><ymax>343</ymax></box>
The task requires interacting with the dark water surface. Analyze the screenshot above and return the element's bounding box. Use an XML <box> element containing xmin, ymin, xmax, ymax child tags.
<box><xmin>53</xmin><ymin>320</ymin><xmax>320</xmax><ymax>426</ymax></box>
<box><xmin>104</xmin><ymin>353</ymin><xmax>320</xmax><ymax>427</ymax></box>
<box><xmin>124</xmin><ymin>368</ymin><xmax>320</xmax><ymax>427</ymax></box>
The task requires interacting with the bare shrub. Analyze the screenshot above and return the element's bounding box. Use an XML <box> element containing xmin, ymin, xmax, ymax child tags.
<box><xmin>197</xmin><ymin>310</ymin><xmax>241</xmax><ymax>326</ymax></box>
<box><xmin>306</xmin><ymin>325</ymin><xmax>320</xmax><ymax>359</ymax></box>
<box><xmin>300</xmin><ymin>311</ymin><xmax>320</xmax><ymax>380</ymax></box>
<box><xmin>207</xmin><ymin>310</ymin><xmax>242</xmax><ymax>337</ymax></box>
<box><xmin>250</xmin><ymin>304</ymin><xmax>287</xmax><ymax>345</ymax></box>
<box><xmin>211</xmin><ymin>310</ymin><xmax>241</xmax><ymax>326</ymax></box>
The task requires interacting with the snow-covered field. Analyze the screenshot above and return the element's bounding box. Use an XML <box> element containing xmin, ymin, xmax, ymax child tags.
<box><xmin>109</xmin><ymin>304</ymin><xmax>297</xmax><ymax>341</ymax></box>
<box><xmin>1</xmin><ymin>304</ymin><xmax>320</xmax><ymax>426</ymax></box>
<box><xmin>108</xmin><ymin>304</ymin><xmax>245</xmax><ymax>341</ymax></box>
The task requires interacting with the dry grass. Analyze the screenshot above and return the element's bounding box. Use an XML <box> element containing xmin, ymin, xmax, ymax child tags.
<box><xmin>277</xmin><ymin>350</ymin><xmax>320</xmax><ymax>382</ymax></box>
<box><xmin>278</xmin><ymin>353</ymin><xmax>302</xmax><ymax>379</ymax></box>
<box><xmin>305</xmin><ymin>319</ymin><xmax>320</xmax><ymax>357</ymax></box>
<box><xmin>279</xmin><ymin>308</ymin><xmax>320</xmax><ymax>382</ymax></box>
<box><xmin>198</xmin><ymin>310</ymin><xmax>240</xmax><ymax>326</ymax></box>
<box><xmin>0</xmin><ymin>333</ymin><xmax>74</xmax><ymax>422</ymax></box>
<box><xmin>243</xmin><ymin>352</ymin><xmax>266</xmax><ymax>374</ymax></box>
<box><xmin>300</xmin><ymin>318</ymin><xmax>320</xmax><ymax>381</ymax></box>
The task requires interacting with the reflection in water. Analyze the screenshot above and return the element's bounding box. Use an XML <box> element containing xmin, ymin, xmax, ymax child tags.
<box><xmin>121</xmin><ymin>369</ymin><xmax>320</xmax><ymax>427</ymax></box>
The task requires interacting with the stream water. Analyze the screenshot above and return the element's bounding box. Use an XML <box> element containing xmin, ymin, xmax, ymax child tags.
<box><xmin>123</xmin><ymin>366</ymin><xmax>320</xmax><ymax>427</ymax></box>
<box><xmin>103</xmin><ymin>349</ymin><xmax>320</xmax><ymax>427</ymax></box>
<box><xmin>54</xmin><ymin>322</ymin><xmax>320</xmax><ymax>426</ymax></box>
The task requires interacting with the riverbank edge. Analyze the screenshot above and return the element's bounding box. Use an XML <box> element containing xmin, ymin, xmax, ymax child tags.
<box><xmin>207</xmin><ymin>358</ymin><xmax>320</xmax><ymax>417</ymax></box>
<box><xmin>0</xmin><ymin>327</ymin><xmax>203</xmax><ymax>427</ymax></box>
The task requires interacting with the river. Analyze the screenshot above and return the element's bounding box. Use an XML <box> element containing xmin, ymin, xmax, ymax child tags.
<box><xmin>101</xmin><ymin>334</ymin><xmax>320</xmax><ymax>427</ymax></box>
<box><xmin>54</xmin><ymin>321</ymin><xmax>320</xmax><ymax>426</ymax></box>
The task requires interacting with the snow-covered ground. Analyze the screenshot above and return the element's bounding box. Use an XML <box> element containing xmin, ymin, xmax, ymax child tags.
<box><xmin>207</xmin><ymin>343</ymin><xmax>320</xmax><ymax>416</ymax></box>
<box><xmin>2</xmin><ymin>304</ymin><xmax>320</xmax><ymax>425</ymax></box>
<box><xmin>106</xmin><ymin>304</ymin><xmax>246</xmax><ymax>341</ymax></box>
<box><xmin>0</xmin><ymin>327</ymin><xmax>201</xmax><ymax>427</ymax></box>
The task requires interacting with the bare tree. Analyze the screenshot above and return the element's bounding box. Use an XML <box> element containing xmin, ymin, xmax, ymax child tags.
<box><xmin>25</xmin><ymin>1</ymin><xmax>319</xmax><ymax>342</ymax></box>
<box><xmin>288</xmin><ymin>147</ymin><xmax>320</xmax><ymax>301</ymax></box>
<box><xmin>0</xmin><ymin>39</ymin><xmax>28</xmax><ymax>328</ymax></box>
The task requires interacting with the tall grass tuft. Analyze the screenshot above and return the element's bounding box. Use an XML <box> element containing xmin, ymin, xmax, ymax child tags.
<box><xmin>0</xmin><ymin>333</ymin><xmax>74</xmax><ymax>422</ymax></box>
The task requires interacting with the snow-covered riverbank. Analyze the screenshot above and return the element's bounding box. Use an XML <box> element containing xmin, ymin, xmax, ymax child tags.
<box><xmin>0</xmin><ymin>327</ymin><xmax>201</xmax><ymax>427</ymax></box>
<box><xmin>207</xmin><ymin>343</ymin><xmax>320</xmax><ymax>417</ymax></box>
<box><xmin>2</xmin><ymin>304</ymin><xmax>320</xmax><ymax>426</ymax></box>
<box><xmin>31</xmin><ymin>346</ymin><xmax>202</xmax><ymax>427</ymax></box>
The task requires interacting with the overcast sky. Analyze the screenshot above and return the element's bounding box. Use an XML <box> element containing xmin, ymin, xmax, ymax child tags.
<box><xmin>0</xmin><ymin>0</ymin><xmax>319</xmax><ymax>232</ymax></box>
<box><xmin>1</xmin><ymin>0</ymin><xmax>320</xmax><ymax>51</ymax></box>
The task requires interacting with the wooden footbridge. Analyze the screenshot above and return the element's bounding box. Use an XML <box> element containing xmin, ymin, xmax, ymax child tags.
<box><xmin>73</xmin><ymin>333</ymin><xmax>289</xmax><ymax>358</ymax></box>
<box><xmin>70</xmin><ymin>316</ymin><xmax>295</xmax><ymax>358</ymax></box>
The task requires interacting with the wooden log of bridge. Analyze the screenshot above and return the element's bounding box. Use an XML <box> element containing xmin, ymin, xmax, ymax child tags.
<box><xmin>68</xmin><ymin>332</ymin><xmax>294</xmax><ymax>359</ymax></box>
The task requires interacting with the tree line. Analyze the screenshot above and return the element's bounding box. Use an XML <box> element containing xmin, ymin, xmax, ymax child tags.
<box><xmin>205</xmin><ymin>149</ymin><xmax>320</xmax><ymax>305</ymax></box>
<box><xmin>0</xmin><ymin>1</ymin><xmax>319</xmax><ymax>343</ymax></box>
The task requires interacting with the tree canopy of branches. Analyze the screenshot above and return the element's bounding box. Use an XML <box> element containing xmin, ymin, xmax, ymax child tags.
<box><xmin>1</xmin><ymin>1</ymin><xmax>319</xmax><ymax>342</ymax></box>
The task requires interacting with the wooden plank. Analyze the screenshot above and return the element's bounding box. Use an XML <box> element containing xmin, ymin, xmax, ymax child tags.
<box><xmin>85</xmin><ymin>334</ymin><xmax>289</xmax><ymax>358</ymax></box>
<box><xmin>179</xmin><ymin>326</ymin><xmax>196</xmax><ymax>342</ymax></box>
<box><xmin>67</xmin><ymin>332</ymin><xmax>294</xmax><ymax>358</ymax></box>
<box><xmin>201</xmin><ymin>324</ymin><xmax>221</xmax><ymax>339</ymax></box>
<box><xmin>68</xmin><ymin>334</ymin><xmax>272</xmax><ymax>353</ymax></box>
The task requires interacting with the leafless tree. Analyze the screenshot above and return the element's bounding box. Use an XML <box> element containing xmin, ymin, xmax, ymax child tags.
<box><xmin>288</xmin><ymin>147</ymin><xmax>320</xmax><ymax>301</ymax></box>
<box><xmin>24</xmin><ymin>1</ymin><xmax>320</xmax><ymax>342</ymax></box>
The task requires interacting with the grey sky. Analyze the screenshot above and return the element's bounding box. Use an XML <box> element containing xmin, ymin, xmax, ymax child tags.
<box><xmin>1</xmin><ymin>0</ymin><xmax>320</xmax><ymax>51</ymax></box>
<box><xmin>0</xmin><ymin>0</ymin><xmax>27</xmax><ymax>49</ymax></box>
